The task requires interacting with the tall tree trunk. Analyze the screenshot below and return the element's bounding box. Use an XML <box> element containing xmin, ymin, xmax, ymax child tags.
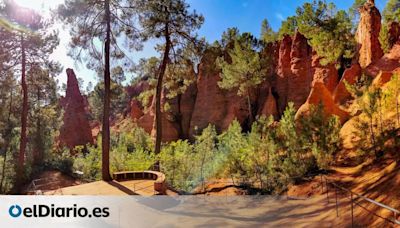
<box><xmin>15</xmin><ymin>33</ymin><xmax>27</xmax><ymax>192</ymax></box>
<box><xmin>154</xmin><ymin>21</ymin><xmax>171</xmax><ymax>171</ymax></box>
<box><xmin>102</xmin><ymin>0</ymin><xmax>112</xmax><ymax>181</ymax></box>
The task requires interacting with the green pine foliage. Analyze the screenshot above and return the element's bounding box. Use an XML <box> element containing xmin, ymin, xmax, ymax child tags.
<box><xmin>381</xmin><ymin>0</ymin><xmax>400</xmax><ymax>52</ymax></box>
<box><xmin>72</xmin><ymin>124</ymin><xmax>155</xmax><ymax>181</ymax></box>
<box><xmin>278</xmin><ymin>16</ymin><xmax>297</xmax><ymax>39</ymax></box>
<box><xmin>296</xmin><ymin>1</ymin><xmax>355</xmax><ymax>66</ymax></box>
<box><xmin>300</xmin><ymin>103</ymin><xmax>341</xmax><ymax>169</ymax></box>
<box><xmin>216</xmin><ymin>33</ymin><xmax>266</xmax><ymax>123</ymax></box>
<box><xmin>260</xmin><ymin>19</ymin><xmax>278</xmax><ymax>44</ymax></box>
<box><xmin>380</xmin><ymin>23</ymin><xmax>391</xmax><ymax>53</ymax></box>
<box><xmin>383</xmin><ymin>0</ymin><xmax>400</xmax><ymax>23</ymax></box>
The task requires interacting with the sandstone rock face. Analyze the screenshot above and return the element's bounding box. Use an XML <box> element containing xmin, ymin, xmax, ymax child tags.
<box><xmin>372</xmin><ymin>68</ymin><xmax>400</xmax><ymax>86</ymax></box>
<box><xmin>189</xmin><ymin>69</ymin><xmax>247</xmax><ymax>136</ymax></box>
<box><xmin>135</xmin><ymin>91</ymin><xmax>180</xmax><ymax>142</ymax></box>
<box><xmin>311</xmin><ymin>53</ymin><xmax>339</xmax><ymax>93</ymax></box>
<box><xmin>260</xmin><ymin>88</ymin><xmax>279</xmax><ymax>119</ymax></box>
<box><xmin>189</xmin><ymin>49</ymin><xmax>249</xmax><ymax>136</ymax></box>
<box><xmin>333</xmin><ymin>63</ymin><xmax>362</xmax><ymax>105</ymax></box>
<box><xmin>366</xmin><ymin>44</ymin><xmax>400</xmax><ymax>76</ymax></box>
<box><xmin>131</xmin><ymin>30</ymin><xmax>370</xmax><ymax>140</ymax></box>
<box><xmin>296</xmin><ymin>82</ymin><xmax>349</xmax><ymax>124</ymax></box>
<box><xmin>59</xmin><ymin>69</ymin><xmax>93</xmax><ymax>150</ymax></box>
<box><xmin>356</xmin><ymin>0</ymin><xmax>383</xmax><ymax>68</ymax></box>
<box><xmin>275</xmin><ymin>35</ymin><xmax>292</xmax><ymax>115</ymax></box>
<box><xmin>130</xmin><ymin>99</ymin><xmax>144</xmax><ymax>120</ymax></box>
<box><xmin>289</xmin><ymin>32</ymin><xmax>313</xmax><ymax>110</ymax></box>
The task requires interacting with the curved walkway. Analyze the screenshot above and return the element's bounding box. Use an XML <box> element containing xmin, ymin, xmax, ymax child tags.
<box><xmin>45</xmin><ymin>171</ymin><xmax>166</xmax><ymax>196</ymax></box>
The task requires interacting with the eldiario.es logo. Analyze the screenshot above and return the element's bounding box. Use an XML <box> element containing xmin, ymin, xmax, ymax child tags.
<box><xmin>8</xmin><ymin>204</ymin><xmax>110</xmax><ymax>218</ymax></box>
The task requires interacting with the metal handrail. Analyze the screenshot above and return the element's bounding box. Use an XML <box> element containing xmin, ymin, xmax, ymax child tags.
<box><xmin>321</xmin><ymin>174</ymin><xmax>400</xmax><ymax>225</ymax></box>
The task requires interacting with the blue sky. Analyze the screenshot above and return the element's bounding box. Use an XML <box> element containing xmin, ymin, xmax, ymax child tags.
<box><xmin>15</xmin><ymin>0</ymin><xmax>387</xmax><ymax>90</ymax></box>
<box><xmin>188</xmin><ymin>0</ymin><xmax>385</xmax><ymax>41</ymax></box>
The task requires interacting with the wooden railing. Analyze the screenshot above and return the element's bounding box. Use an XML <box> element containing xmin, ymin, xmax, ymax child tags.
<box><xmin>321</xmin><ymin>174</ymin><xmax>400</xmax><ymax>227</ymax></box>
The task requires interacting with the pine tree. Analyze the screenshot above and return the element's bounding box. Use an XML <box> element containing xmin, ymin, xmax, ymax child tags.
<box><xmin>217</xmin><ymin>33</ymin><xmax>265</xmax><ymax>125</ymax></box>
<box><xmin>0</xmin><ymin>1</ymin><xmax>60</xmax><ymax>191</ymax></box>
<box><xmin>383</xmin><ymin>0</ymin><xmax>400</xmax><ymax>23</ymax></box>
<box><xmin>381</xmin><ymin>0</ymin><xmax>400</xmax><ymax>52</ymax></box>
<box><xmin>349</xmin><ymin>0</ymin><xmax>367</xmax><ymax>25</ymax></box>
<box><xmin>0</xmin><ymin>71</ymin><xmax>19</xmax><ymax>193</ymax></box>
<box><xmin>260</xmin><ymin>19</ymin><xmax>277</xmax><ymax>44</ymax></box>
<box><xmin>277</xmin><ymin>16</ymin><xmax>297</xmax><ymax>39</ymax></box>
<box><xmin>296</xmin><ymin>1</ymin><xmax>355</xmax><ymax>66</ymax></box>
<box><xmin>134</xmin><ymin>0</ymin><xmax>204</xmax><ymax>162</ymax></box>
<box><xmin>58</xmin><ymin>0</ymin><xmax>139</xmax><ymax>181</ymax></box>
<box><xmin>27</xmin><ymin>66</ymin><xmax>60</xmax><ymax>166</ymax></box>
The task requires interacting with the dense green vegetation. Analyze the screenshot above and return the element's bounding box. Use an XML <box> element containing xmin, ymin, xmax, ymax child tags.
<box><xmin>49</xmin><ymin>103</ymin><xmax>340</xmax><ymax>194</ymax></box>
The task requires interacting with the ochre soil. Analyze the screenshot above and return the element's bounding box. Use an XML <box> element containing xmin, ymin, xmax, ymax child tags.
<box><xmin>288</xmin><ymin>149</ymin><xmax>400</xmax><ymax>227</ymax></box>
<box><xmin>22</xmin><ymin>170</ymin><xmax>82</xmax><ymax>194</ymax></box>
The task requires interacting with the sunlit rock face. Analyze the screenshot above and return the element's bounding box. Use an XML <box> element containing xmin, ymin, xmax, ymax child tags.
<box><xmin>296</xmin><ymin>82</ymin><xmax>349</xmax><ymax>124</ymax></box>
<box><xmin>288</xmin><ymin>31</ymin><xmax>314</xmax><ymax>110</ymax></box>
<box><xmin>311</xmin><ymin>52</ymin><xmax>339</xmax><ymax>94</ymax></box>
<box><xmin>59</xmin><ymin>69</ymin><xmax>93</xmax><ymax>150</ymax></box>
<box><xmin>333</xmin><ymin>63</ymin><xmax>362</xmax><ymax>105</ymax></box>
<box><xmin>356</xmin><ymin>0</ymin><xmax>383</xmax><ymax>68</ymax></box>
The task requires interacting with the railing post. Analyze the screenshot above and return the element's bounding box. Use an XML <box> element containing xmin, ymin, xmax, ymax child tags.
<box><xmin>225</xmin><ymin>184</ymin><xmax>228</xmax><ymax>202</ymax></box>
<box><xmin>335</xmin><ymin>186</ymin><xmax>339</xmax><ymax>217</ymax></box>
<box><xmin>351</xmin><ymin>191</ymin><xmax>354</xmax><ymax>228</ymax></box>
<box><xmin>321</xmin><ymin>175</ymin><xmax>323</xmax><ymax>193</ymax></box>
<box><xmin>326</xmin><ymin>178</ymin><xmax>329</xmax><ymax>203</ymax></box>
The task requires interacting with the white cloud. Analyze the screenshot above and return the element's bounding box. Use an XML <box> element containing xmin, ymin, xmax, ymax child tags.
<box><xmin>275</xmin><ymin>13</ymin><xmax>285</xmax><ymax>21</ymax></box>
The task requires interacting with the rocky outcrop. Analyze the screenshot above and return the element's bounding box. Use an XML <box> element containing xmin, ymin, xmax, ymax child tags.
<box><xmin>296</xmin><ymin>82</ymin><xmax>349</xmax><ymax>124</ymax></box>
<box><xmin>311</xmin><ymin>53</ymin><xmax>339</xmax><ymax>93</ymax></box>
<box><xmin>189</xmin><ymin>50</ymin><xmax>248</xmax><ymax>136</ymax></box>
<box><xmin>130</xmin><ymin>99</ymin><xmax>144</xmax><ymax>120</ymax></box>
<box><xmin>372</xmin><ymin>68</ymin><xmax>400</xmax><ymax>87</ymax></box>
<box><xmin>288</xmin><ymin>32</ymin><xmax>313</xmax><ymax>110</ymax></box>
<box><xmin>356</xmin><ymin>0</ymin><xmax>383</xmax><ymax>68</ymax></box>
<box><xmin>333</xmin><ymin>63</ymin><xmax>362</xmax><ymax>105</ymax></box>
<box><xmin>275</xmin><ymin>35</ymin><xmax>292</xmax><ymax>115</ymax></box>
<box><xmin>59</xmin><ymin>69</ymin><xmax>93</xmax><ymax>150</ymax></box>
<box><xmin>366</xmin><ymin>44</ymin><xmax>400</xmax><ymax>76</ymax></box>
